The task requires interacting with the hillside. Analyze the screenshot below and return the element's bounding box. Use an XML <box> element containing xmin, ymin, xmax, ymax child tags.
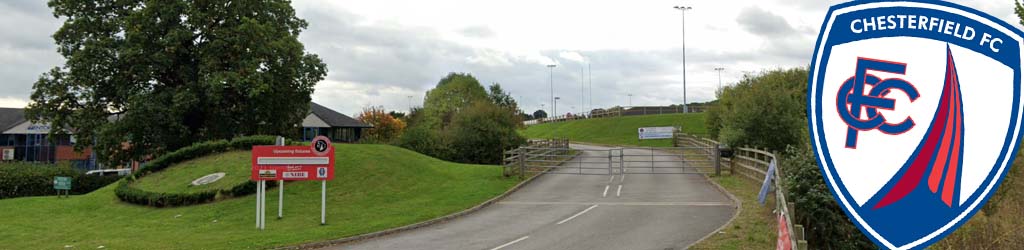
<box><xmin>522</xmin><ymin>113</ymin><xmax>707</xmax><ymax>147</ymax></box>
<box><xmin>0</xmin><ymin>144</ymin><xmax>517</xmax><ymax>249</ymax></box>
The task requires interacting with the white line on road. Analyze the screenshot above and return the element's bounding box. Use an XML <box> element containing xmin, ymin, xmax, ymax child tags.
<box><xmin>608</xmin><ymin>175</ymin><xmax>614</xmax><ymax>182</ymax></box>
<box><xmin>499</xmin><ymin>201</ymin><xmax>735</xmax><ymax>206</ymax></box>
<box><xmin>619</xmin><ymin>173</ymin><xmax>625</xmax><ymax>183</ymax></box>
<box><xmin>602</xmin><ymin>185</ymin><xmax>610</xmax><ymax>197</ymax></box>
<box><xmin>616</xmin><ymin>184</ymin><xmax>622</xmax><ymax>197</ymax></box>
<box><xmin>490</xmin><ymin>236</ymin><xmax>529</xmax><ymax>250</ymax></box>
<box><xmin>557</xmin><ymin>204</ymin><xmax>599</xmax><ymax>225</ymax></box>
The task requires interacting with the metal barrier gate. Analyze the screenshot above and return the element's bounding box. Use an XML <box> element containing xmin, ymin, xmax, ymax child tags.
<box><xmin>503</xmin><ymin>142</ymin><xmax>721</xmax><ymax>178</ymax></box>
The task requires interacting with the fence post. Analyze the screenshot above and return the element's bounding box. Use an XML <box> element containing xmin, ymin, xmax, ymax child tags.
<box><xmin>714</xmin><ymin>142</ymin><xmax>721</xmax><ymax>176</ymax></box>
<box><xmin>518</xmin><ymin>150</ymin><xmax>526</xmax><ymax>179</ymax></box>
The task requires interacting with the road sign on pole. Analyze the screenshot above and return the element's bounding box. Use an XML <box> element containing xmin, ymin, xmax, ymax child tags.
<box><xmin>252</xmin><ymin>136</ymin><xmax>334</xmax><ymax>229</ymax></box>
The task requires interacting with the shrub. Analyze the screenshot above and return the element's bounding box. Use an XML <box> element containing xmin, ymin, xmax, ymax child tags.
<box><xmin>706</xmin><ymin>68</ymin><xmax>808</xmax><ymax>152</ymax></box>
<box><xmin>357</xmin><ymin>106</ymin><xmax>407</xmax><ymax>144</ymax></box>
<box><xmin>449</xmin><ymin>101</ymin><xmax>526</xmax><ymax>164</ymax></box>
<box><xmin>115</xmin><ymin>135</ymin><xmax>282</xmax><ymax>207</ymax></box>
<box><xmin>779</xmin><ymin>146</ymin><xmax>873</xmax><ymax>249</ymax></box>
<box><xmin>0</xmin><ymin>162</ymin><xmax>121</xmax><ymax>199</ymax></box>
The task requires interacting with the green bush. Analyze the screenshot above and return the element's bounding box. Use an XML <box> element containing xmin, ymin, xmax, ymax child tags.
<box><xmin>706</xmin><ymin>68</ymin><xmax>808</xmax><ymax>152</ymax></box>
<box><xmin>0</xmin><ymin>163</ymin><xmax>121</xmax><ymax>199</ymax></box>
<box><xmin>780</xmin><ymin>146</ymin><xmax>873</xmax><ymax>249</ymax></box>
<box><xmin>116</xmin><ymin>135</ymin><xmax>281</xmax><ymax>207</ymax></box>
<box><xmin>449</xmin><ymin>102</ymin><xmax>526</xmax><ymax>164</ymax></box>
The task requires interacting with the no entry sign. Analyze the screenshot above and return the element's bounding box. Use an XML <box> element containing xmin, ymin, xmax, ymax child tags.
<box><xmin>251</xmin><ymin>136</ymin><xmax>334</xmax><ymax>181</ymax></box>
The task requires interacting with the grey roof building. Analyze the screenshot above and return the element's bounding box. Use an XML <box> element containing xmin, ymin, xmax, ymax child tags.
<box><xmin>301</xmin><ymin>102</ymin><xmax>372</xmax><ymax>142</ymax></box>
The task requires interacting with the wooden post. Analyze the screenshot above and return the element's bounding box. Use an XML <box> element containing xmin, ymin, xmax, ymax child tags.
<box><xmin>794</xmin><ymin>224</ymin><xmax>805</xmax><ymax>243</ymax></box>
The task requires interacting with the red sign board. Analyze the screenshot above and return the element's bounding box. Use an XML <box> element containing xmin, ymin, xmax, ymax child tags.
<box><xmin>777</xmin><ymin>212</ymin><xmax>792</xmax><ymax>250</ymax></box>
<box><xmin>251</xmin><ymin>136</ymin><xmax>334</xmax><ymax>181</ymax></box>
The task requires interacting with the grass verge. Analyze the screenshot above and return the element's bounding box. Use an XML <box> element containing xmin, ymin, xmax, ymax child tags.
<box><xmin>521</xmin><ymin>113</ymin><xmax>707</xmax><ymax>147</ymax></box>
<box><xmin>691</xmin><ymin>175</ymin><xmax>775</xmax><ymax>250</ymax></box>
<box><xmin>130</xmin><ymin>150</ymin><xmax>251</xmax><ymax>194</ymax></box>
<box><xmin>0</xmin><ymin>144</ymin><xmax>518</xmax><ymax>249</ymax></box>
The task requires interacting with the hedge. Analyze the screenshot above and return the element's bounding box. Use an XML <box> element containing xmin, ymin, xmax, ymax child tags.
<box><xmin>115</xmin><ymin>135</ymin><xmax>290</xmax><ymax>207</ymax></box>
<box><xmin>0</xmin><ymin>162</ymin><xmax>122</xmax><ymax>199</ymax></box>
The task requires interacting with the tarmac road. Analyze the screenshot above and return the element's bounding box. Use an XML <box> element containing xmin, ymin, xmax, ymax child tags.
<box><xmin>325</xmin><ymin>144</ymin><xmax>736</xmax><ymax>250</ymax></box>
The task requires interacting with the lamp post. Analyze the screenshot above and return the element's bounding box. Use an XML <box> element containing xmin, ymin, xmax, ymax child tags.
<box><xmin>547</xmin><ymin>64</ymin><xmax>557</xmax><ymax>117</ymax></box>
<box><xmin>674</xmin><ymin>5</ymin><xmax>692</xmax><ymax>113</ymax></box>
<box><xmin>588</xmin><ymin>63</ymin><xmax>592</xmax><ymax>113</ymax></box>
<box><xmin>407</xmin><ymin>95</ymin><xmax>413</xmax><ymax>111</ymax></box>
<box><xmin>581</xmin><ymin>66</ymin><xmax>585</xmax><ymax>116</ymax></box>
<box><xmin>554</xmin><ymin>97</ymin><xmax>561</xmax><ymax>118</ymax></box>
<box><xmin>714</xmin><ymin>67</ymin><xmax>725</xmax><ymax>90</ymax></box>
<box><xmin>628</xmin><ymin>94</ymin><xmax>633</xmax><ymax>106</ymax></box>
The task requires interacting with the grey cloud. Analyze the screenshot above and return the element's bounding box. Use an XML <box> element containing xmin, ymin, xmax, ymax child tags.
<box><xmin>737</xmin><ymin>6</ymin><xmax>798</xmax><ymax>38</ymax></box>
<box><xmin>459</xmin><ymin>26</ymin><xmax>495</xmax><ymax>38</ymax></box>
<box><xmin>0</xmin><ymin>0</ymin><xmax>63</xmax><ymax>104</ymax></box>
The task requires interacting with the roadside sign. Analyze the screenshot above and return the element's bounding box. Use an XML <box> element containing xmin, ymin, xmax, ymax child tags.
<box><xmin>638</xmin><ymin>127</ymin><xmax>676</xmax><ymax>140</ymax></box>
<box><xmin>53</xmin><ymin>176</ymin><xmax>71</xmax><ymax>190</ymax></box>
<box><xmin>251</xmin><ymin>140</ymin><xmax>334</xmax><ymax>181</ymax></box>
<box><xmin>252</xmin><ymin>136</ymin><xmax>335</xmax><ymax>230</ymax></box>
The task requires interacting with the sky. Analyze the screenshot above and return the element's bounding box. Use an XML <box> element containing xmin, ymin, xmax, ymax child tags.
<box><xmin>0</xmin><ymin>0</ymin><xmax>1021</xmax><ymax>117</ymax></box>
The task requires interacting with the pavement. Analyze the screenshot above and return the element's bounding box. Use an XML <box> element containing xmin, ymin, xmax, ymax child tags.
<box><xmin>323</xmin><ymin>144</ymin><xmax>736</xmax><ymax>250</ymax></box>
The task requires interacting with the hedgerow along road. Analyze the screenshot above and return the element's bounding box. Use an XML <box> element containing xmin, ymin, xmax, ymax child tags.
<box><xmin>324</xmin><ymin>144</ymin><xmax>736</xmax><ymax>250</ymax></box>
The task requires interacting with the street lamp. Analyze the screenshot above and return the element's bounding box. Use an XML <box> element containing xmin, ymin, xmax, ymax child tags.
<box><xmin>674</xmin><ymin>5</ymin><xmax>692</xmax><ymax>113</ymax></box>
<box><xmin>714</xmin><ymin>67</ymin><xmax>725</xmax><ymax>90</ymax></box>
<box><xmin>554</xmin><ymin>97</ymin><xmax>561</xmax><ymax>117</ymax></box>
<box><xmin>407</xmin><ymin>95</ymin><xmax>413</xmax><ymax>111</ymax></box>
<box><xmin>547</xmin><ymin>64</ymin><xmax>557</xmax><ymax>117</ymax></box>
<box><xmin>628</xmin><ymin>94</ymin><xmax>633</xmax><ymax>106</ymax></box>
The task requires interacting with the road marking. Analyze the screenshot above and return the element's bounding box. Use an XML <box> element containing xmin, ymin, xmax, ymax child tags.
<box><xmin>556</xmin><ymin>204</ymin><xmax>599</xmax><ymax>225</ymax></box>
<box><xmin>602</xmin><ymin>185</ymin><xmax>610</xmax><ymax>197</ymax></box>
<box><xmin>619</xmin><ymin>173</ymin><xmax>625</xmax><ymax>182</ymax></box>
<box><xmin>608</xmin><ymin>175</ymin><xmax>614</xmax><ymax>182</ymax></box>
<box><xmin>499</xmin><ymin>201</ymin><xmax>734</xmax><ymax>206</ymax></box>
<box><xmin>490</xmin><ymin>236</ymin><xmax>529</xmax><ymax>250</ymax></box>
<box><xmin>616</xmin><ymin>184</ymin><xmax>622</xmax><ymax>197</ymax></box>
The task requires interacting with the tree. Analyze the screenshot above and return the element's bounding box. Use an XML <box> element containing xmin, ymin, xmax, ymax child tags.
<box><xmin>28</xmin><ymin>0</ymin><xmax>327</xmax><ymax>165</ymax></box>
<box><xmin>533</xmin><ymin>109</ymin><xmax>548</xmax><ymax>119</ymax></box>
<box><xmin>449</xmin><ymin>101</ymin><xmax>526</xmax><ymax>164</ymax></box>
<box><xmin>388</xmin><ymin>111</ymin><xmax>406</xmax><ymax>120</ymax></box>
<box><xmin>422</xmin><ymin>73</ymin><xmax>489</xmax><ymax>129</ymax></box>
<box><xmin>357</xmin><ymin>106</ymin><xmax>407</xmax><ymax>144</ymax></box>
<box><xmin>487</xmin><ymin>83</ymin><xmax>518</xmax><ymax>111</ymax></box>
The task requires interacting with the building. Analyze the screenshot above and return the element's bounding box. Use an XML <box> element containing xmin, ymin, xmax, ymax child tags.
<box><xmin>300</xmin><ymin>102</ymin><xmax>372</xmax><ymax>142</ymax></box>
<box><xmin>0</xmin><ymin>108</ymin><xmax>92</xmax><ymax>164</ymax></box>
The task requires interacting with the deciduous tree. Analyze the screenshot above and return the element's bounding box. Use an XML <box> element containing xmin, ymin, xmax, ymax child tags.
<box><xmin>28</xmin><ymin>0</ymin><xmax>327</xmax><ymax>165</ymax></box>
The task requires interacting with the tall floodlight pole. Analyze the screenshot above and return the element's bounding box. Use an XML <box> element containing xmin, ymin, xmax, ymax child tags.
<box><xmin>581</xmin><ymin>66</ymin><xmax>585</xmax><ymax>115</ymax></box>
<box><xmin>554</xmin><ymin>97</ymin><xmax>560</xmax><ymax>117</ymax></box>
<box><xmin>547</xmin><ymin>64</ymin><xmax>557</xmax><ymax>117</ymax></box>
<box><xmin>714</xmin><ymin>67</ymin><xmax>725</xmax><ymax>90</ymax></box>
<box><xmin>588</xmin><ymin>64</ymin><xmax>592</xmax><ymax>112</ymax></box>
<box><xmin>674</xmin><ymin>6</ymin><xmax>692</xmax><ymax>113</ymax></box>
<box><xmin>628</xmin><ymin>94</ymin><xmax>633</xmax><ymax>106</ymax></box>
<box><xmin>407</xmin><ymin>95</ymin><xmax>413</xmax><ymax>111</ymax></box>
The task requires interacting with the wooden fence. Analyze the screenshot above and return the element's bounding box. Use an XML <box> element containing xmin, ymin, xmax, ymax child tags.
<box><xmin>501</xmin><ymin>138</ymin><xmax>570</xmax><ymax>178</ymax></box>
<box><xmin>674</xmin><ymin>133</ymin><xmax>808</xmax><ymax>250</ymax></box>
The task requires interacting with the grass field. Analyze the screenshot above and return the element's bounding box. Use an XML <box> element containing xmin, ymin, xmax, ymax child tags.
<box><xmin>131</xmin><ymin>150</ymin><xmax>251</xmax><ymax>194</ymax></box>
<box><xmin>0</xmin><ymin>144</ymin><xmax>518</xmax><ymax>249</ymax></box>
<box><xmin>521</xmin><ymin>113</ymin><xmax>707</xmax><ymax>147</ymax></box>
<box><xmin>691</xmin><ymin>175</ymin><xmax>775</xmax><ymax>249</ymax></box>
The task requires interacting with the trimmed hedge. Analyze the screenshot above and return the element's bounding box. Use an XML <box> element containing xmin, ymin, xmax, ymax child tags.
<box><xmin>115</xmin><ymin>135</ymin><xmax>291</xmax><ymax>207</ymax></box>
<box><xmin>0</xmin><ymin>162</ymin><xmax>122</xmax><ymax>199</ymax></box>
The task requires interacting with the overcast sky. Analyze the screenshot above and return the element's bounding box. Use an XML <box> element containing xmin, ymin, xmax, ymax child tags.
<box><xmin>0</xmin><ymin>1</ymin><xmax>1020</xmax><ymax>116</ymax></box>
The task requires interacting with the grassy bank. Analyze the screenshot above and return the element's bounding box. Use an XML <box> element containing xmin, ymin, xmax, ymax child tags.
<box><xmin>691</xmin><ymin>176</ymin><xmax>775</xmax><ymax>249</ymax></box>
<box><xmin>521</xmin><ymin>113</ymin><xmax>707</xmax><ymax>147</ymax></box>
<box><xmin>0</xmin><ymin>144</ymin><xmax>518</xmax><ymax>249</ymax></box>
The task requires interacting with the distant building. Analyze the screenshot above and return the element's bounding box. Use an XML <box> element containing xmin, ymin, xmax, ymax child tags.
<box><xmin>0</xmin><ymin>108</ymin><xmax>92</xmax><ymax>164</ymax></box>
<box><xmin>300</xmin><ymin>103</ymin><xmax>372</xmax><ymax>142</ymax></box>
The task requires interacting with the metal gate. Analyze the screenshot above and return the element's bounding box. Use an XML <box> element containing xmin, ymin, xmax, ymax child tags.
<box><xmin>503</xmin><ymin>139</ymin><xmax>721</xmax><ymax>178</ymax></box>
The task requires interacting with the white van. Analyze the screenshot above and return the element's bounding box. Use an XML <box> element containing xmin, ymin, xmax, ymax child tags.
<box><xmin>85</xmin><ymin>168</ymin><xmax>131</xmax><ymax>176</ymax></box>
